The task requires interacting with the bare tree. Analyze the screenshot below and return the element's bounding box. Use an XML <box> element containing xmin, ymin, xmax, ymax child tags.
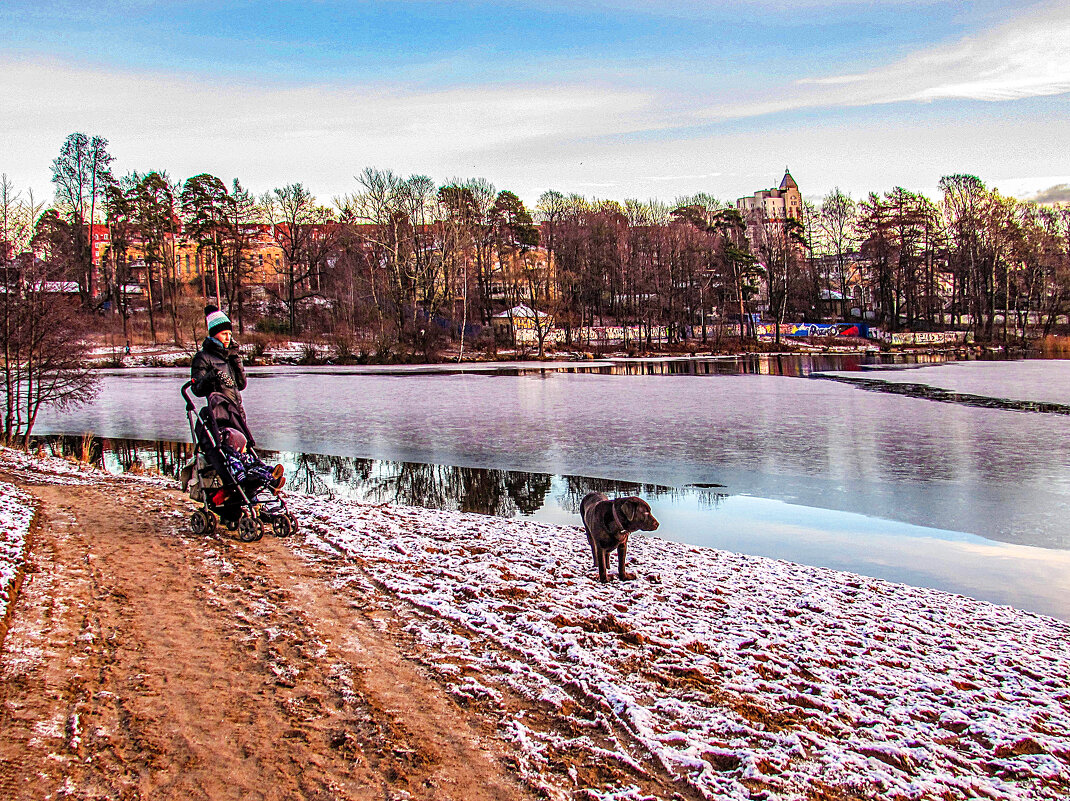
<box><xmin>0</xmin><ymin>212</ymin><xmax>99</xmax><ymax>445</ymax></box>
<box><xmin>261</xmin><ymin>183</ymin><xmax>339</xmax><ymax>334</ymax></box>
<box><xmin>439</xmin><ymin>183</ymin><xmax>482</xmax><ymax>359</ymax></box>
<box><xmin>50</xmin><ymin>133</ymin><xmax>115</xmax><ymax>303</ymax></box>
<box><xmin>818</xmin><ymin>188</ymin><xmax>857</xmax><ymax>315</ymax></box>
<box><xmin>342</xmin><ymin>168</ymin><xmax>408</xmax><ymax>340</ymax></box>
<box><xmin>747</xmin><ymin>208</ymin><xmax>805</xmax><ymax>345</ymax></box>
<box><xmin>221</xmin><ymin>179</ymin><xmax>260</xmax><ymax>333</ymax></box>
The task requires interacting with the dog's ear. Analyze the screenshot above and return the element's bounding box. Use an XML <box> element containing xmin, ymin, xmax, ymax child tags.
<box><xmin>620</xmin><ymin>497</ymin><xmax>641</xmax><ymax>522</ymax></box>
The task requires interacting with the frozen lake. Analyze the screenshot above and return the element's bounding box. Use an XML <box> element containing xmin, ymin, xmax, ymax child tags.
<box><xmin>36</xmin><ymin>355</ymin><xmax>1070</xmax><ymax>619</ymax></box>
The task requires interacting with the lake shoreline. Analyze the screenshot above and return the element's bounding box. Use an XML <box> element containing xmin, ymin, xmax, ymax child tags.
<box><xmin>87</xmin><ymin>336</ymin><xmax>995</xmax><ymax>370</ymax></box>
<box><xmin>1</xmin><ymin>447</ymin><xmax>1068</xmax><ymax>799</ymax></box>
<box><xmin>35</xmin><ymin>357</ymin><xmax>1070</xmax><ymax>623</ymax></box>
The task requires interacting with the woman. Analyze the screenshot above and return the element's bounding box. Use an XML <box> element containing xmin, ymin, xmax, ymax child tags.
<box><xmin>190</xmin><ymin>304</ymin><xmax>250</xmax><ymax>436</ymax></box>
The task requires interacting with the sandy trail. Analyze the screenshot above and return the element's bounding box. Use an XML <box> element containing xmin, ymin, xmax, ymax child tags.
<box><xmin>0</xmin><ymin>479</ymin><xmax>537</xmax><ymax>801</ymax></box>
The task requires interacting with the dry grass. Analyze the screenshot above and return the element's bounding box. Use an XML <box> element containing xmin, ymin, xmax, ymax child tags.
<box><xmin>1037</xmin><ymin>335</ymin><xmax>1070</xmax><ymax>355</ymax></box>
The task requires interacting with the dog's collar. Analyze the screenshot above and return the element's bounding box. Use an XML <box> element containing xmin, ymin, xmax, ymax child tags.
<box><xmin>611</xmin><ymin>502</ymin><xmax>626</xmax><ymax>533</ymax></box>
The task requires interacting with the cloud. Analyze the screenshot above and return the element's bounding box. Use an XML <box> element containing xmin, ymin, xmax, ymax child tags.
<box><xmin>819</xmin><ymin>2</ymin><xmax>1070</xmax><ymax>104</ymax></box>
<box><xmin>3</xmin><ymin>4</ymin><xmax>1068</xmax><ymax>206</ymax></box>
<box><xmin>1029</xmin><ymin>184</ymin><xmax>1070</xmax><ymax>205</ymax></box>
<box><xmin>693</xmin><ymin>1</ymin><xmax>1070</xmax><ymax>119</ymax></box>
<box><xmin>0</xmin><ymin>56</ymin><xmax>660</xmax><ymax>198</ymax></box>
<box><xmin>643</xmin><ymin>172</ymin><xmax>723</xmax><ymax>182</ymax></box>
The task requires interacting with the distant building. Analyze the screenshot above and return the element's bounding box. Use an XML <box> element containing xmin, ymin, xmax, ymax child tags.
<box><xmin>736</xmin><ymin>168</ymin><xmax>802</xmax><ymax>222</ymax></box>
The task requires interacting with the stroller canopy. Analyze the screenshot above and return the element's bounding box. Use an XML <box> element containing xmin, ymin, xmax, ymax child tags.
<box><xmin>201</xmin><ymin>391</ymin><xmax>256</xmax><ymax>449</ymax></box>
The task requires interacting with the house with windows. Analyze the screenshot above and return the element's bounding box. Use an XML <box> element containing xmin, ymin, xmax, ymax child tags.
<box><xmin>735</xmin><ymin>169</ymin><xmax>802</xmax><ymax>224</ymax></box>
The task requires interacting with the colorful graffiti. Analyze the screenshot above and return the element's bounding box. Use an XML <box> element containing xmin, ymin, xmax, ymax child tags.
<box><xmin>882</xmin><ymin>331</ymin><xmax>968</xmax><ymax>346</ymax></box>
<box><xmin>514</xmin><ymin>325</ymin><xmax>670</xmax><ymax>347</ymax></box>
<box><xmin>755</xmin><ymin>323</ymin><xmax>871</xmax><ymax>339</ymax></box>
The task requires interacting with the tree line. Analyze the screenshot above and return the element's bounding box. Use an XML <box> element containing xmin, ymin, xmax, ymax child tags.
<box><xmin>3</xmin><ymin>133</ymin><xmax>1070</xmax><ymax>361</ymax></box>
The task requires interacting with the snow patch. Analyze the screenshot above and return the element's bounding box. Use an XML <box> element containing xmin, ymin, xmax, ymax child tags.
<box><xmin>285</xmin><ymin>491</ymin><xmax>1070</xmax><ymax>799</ymax></box>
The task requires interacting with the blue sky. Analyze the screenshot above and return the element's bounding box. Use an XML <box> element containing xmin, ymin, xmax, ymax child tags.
<box><xmin>2</xmin><ymin>0</ymin><xmax>1068</xmax><ymax>207</ymax></box>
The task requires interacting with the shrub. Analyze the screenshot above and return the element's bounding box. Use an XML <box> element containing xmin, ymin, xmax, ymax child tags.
<box><xmin>257</xmin><ymin>317</ymin><xmax>291</xmax><ymax>336</ymax></box>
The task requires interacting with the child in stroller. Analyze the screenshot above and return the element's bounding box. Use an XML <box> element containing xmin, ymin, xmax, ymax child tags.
<box><xmin>181</xmin><ymin>381</ymin><xmax>298</xmax><ymax>542</ymax></box>
<box><xmin>219</xmin><ymin>427</ymin><xmax>286</xmax><ymax>492</ymax></box>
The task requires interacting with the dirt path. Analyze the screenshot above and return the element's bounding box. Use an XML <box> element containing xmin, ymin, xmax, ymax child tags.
<box><xmin>0</xmin><ymin>478</ymin><xmax>538</xmax><ymax>801</ymax></box>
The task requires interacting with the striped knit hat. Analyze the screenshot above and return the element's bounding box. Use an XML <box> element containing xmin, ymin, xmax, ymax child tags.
<box><xmin>205</xmin><ymin>304</ymin><xmax>232</xmax><ymax>337</ymax></box>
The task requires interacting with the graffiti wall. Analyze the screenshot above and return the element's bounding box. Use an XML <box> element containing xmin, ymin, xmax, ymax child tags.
<box><xmin>514</xmin><ymin>325</ymin><xmax>670</xmax><ymax>347</ymax></box>
<box><xmin>511</xmin><ymin>323</ymin><xmax>967</xmax><ymax>348</ymax></box>
<box><xmin>755</xmin><ymin>323</ymin><xmax>871</xmax><ymax>340</ymax></box>
<box><xmin>881</xmin><ymin>331</ymin><xmax>968</xmax><ymax>346</ymax></box>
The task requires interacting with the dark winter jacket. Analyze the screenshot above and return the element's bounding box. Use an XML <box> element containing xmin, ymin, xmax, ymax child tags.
<box><xmin>204</xmin><ymin>391</ymin><xmax>255</xmax><ymax>447</ymax></box>
<box><xmin>191</xmin><ymin>336</ymin><xmax>247</xmax><ymax>408</ymax></box>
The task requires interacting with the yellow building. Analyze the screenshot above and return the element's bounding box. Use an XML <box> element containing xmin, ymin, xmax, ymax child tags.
<box><xmin>736</xmin><ymin>169</ymin><xmax>802</xmax><ymax>222</ymax></box>
<box><xmin>95</xmin><ymin>224</ymin><xmax>288</xmax><ymax>298</ymax></box>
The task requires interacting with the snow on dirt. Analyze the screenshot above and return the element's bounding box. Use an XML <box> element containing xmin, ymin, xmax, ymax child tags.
<box><xmin>285</xmin><ymin>494</ymin><xmax>1070</xmax><ymax>800</ymax></box>
<box><xmin>3</xmin><ymin>448</ymin><xmax>1069</xmax><ymax>800</ymax></box>
<box><xmin>0</xmin><ymin>447</ymin><xmax>113</xmax><ymax>486</ymax></box>
<box><xmin>0</xmin><ymin>481</ymin><xmax>34</xmax><ymax>624</ymax></box>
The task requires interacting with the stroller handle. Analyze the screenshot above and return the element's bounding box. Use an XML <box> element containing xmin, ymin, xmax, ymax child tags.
<box><xmin>181</xmin><ymin>380</ymin><xmax>196</xmax><ymax>412</ymax></box>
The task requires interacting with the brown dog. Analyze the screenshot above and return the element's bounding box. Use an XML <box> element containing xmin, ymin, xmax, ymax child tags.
<box><xmin>579</xmin><ymin>492</ymin><xmax>660</xmax><ymax>583</ymax></box>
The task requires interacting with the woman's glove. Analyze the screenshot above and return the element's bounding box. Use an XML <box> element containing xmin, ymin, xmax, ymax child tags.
<box><xmin>215</xmin><ymin>367</ymin><xmax>236</xmax><ymax>388</ymax></box>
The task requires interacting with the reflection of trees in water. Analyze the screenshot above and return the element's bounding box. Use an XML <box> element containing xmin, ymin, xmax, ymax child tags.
<box><xmin>113</xmin><ymin>439</ymin><xmax>190</xmax><ymax>477</ymax></box>
<box><xmin>544</xmin><ymin>356</ymin><xmax>860</xmax><ymax>378</ymax></box>
<box><xmin>289</xmin><ymin>452</ymin><xmax>370</xmax><ymax>498</ymax></box>
<box><xmin>44</xmin><ymin>436</ymin><xmax>727</xmax><ymax>519</ymax></box>
<box><xmin>361</xmin><ymin>462</ymin><xmax>552</xmax><ymax>517</ymax></box>
<box><xmin>35</xmin><ymin>435</ymin><xmax>104</xmax><ymax>466</ymax></box>
<box><xmin>452</xmin><ymin>467</ymin><xmax>552</xmax><ymax>517</ymax></box>
<box><xmin>501</xmin><ymin>471</ymin><xmax>553</xmax><ymax>515</ymax></box>
<box><xmin>34</xmin><ymin>436</ymin><xmax>193</xmax><ymax>477</ymax></box>
<box><xmin>556</xmin><ymin>475</ymin><xmax>726</xmax><ymax>513</ymax></box>
<box><xmin>691</xmin><ymin>486</ymin><xmax>729</xmax><ymax>509</ymax></box>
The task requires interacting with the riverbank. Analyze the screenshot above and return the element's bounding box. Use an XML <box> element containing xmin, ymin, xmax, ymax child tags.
<box><xmin>1</xmin><ymin>448</ymin><xmax>1068</xmax><ymax>800</ymax></box>
<box><xmin>87</xmin><ymin>336</ymin><xmax>996</xmax><ymax>369</ymax></box>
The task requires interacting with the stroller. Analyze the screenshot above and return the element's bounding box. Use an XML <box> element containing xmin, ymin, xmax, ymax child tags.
<box><xmin>180</xmin><ymin>380</ymin><xmax>298</xmax><ymax>542</ymax></box>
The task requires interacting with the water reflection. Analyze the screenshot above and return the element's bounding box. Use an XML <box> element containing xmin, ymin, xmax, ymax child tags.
<box><xmin>287</xmin><ymin>454</ymin><xmax>559</xmax><ymax>516</ymax></box>
<box><xmin>34</xmin><ymin>435</ymin><xmax>1070</xmax><ymax>620</ymax></box>
<box><xmin>32</xmin><ymin>355</ymin><xmax>1070</xmax><ymax>551</ymax></box>
<box><xmin>247</xmin><ymin>350</ymin><xmax>968</xmax><ymax>380</ymax></box>
<box><xmin>43</xmin><ymin>436</ymin><xmax>722</xmax><ymax>519</ymax></box>
<box><xmin>269</xmin><ymin>449</ymin><xmax>726</xmax><ymax>517</ymax></box>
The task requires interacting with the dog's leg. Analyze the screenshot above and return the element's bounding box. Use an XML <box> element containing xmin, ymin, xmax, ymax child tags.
<box><xmin>596</xmin><ymin>547</ymin><xmax>610</xmax><ymax>583</ymax></box>
<box><xmin>585</xmin><ymin>528</ymin><xmax>600</xmax><ymax>570</ymax></box>
<box><xmin>617</xmin><ymin>541</ymin><xmax>635</xmax><ymax>581</ymax></box>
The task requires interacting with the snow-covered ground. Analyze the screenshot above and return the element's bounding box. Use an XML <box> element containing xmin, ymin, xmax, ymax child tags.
<box><xmin>286</xmin><ymin>493</ymin><xmax>1070</xmax><ymax>800</ymax></box>
<box><xmin>86</xmin><ymin>343</ymin><xmax>195</xmax><ymax>367</ymax></box>
<box><xmin>0</xmin><ymin>481</ymin><xmax>36</xmax><ymax>626</ymax></box>
<box><xmin>88</xmin><ymin>341</ymin><xmax>336</xmax><ymax>366</ymax></box>
<box><xmin>3</xmin><ymin>448</ymin><xmax>1069</xmax><ymax>799</ymax></box>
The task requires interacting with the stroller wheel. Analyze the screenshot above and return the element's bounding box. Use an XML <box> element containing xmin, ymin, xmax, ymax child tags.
<box><xmin>190</xmin><ymin>508</ymin><xmax>216</xmax><ymax>536</ymax></box>
<box><xmin>272</xmin><ymin>513</ymin><xmax>294</xmax><ymax>538</ymax></box>
<box><xmin>237</xmin><ymin>513</ymin><xmax>263</xmax><ymax>543</ymax></box>
<box><xmin>286</xmin><ymin>513</ymin><xmax>299</xmax><ymax>536</ymax></box>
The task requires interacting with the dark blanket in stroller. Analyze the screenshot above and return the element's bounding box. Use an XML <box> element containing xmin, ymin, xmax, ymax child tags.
<box><xmin>196</xmin><ymin>392</ymin><xmax>256</xmax><ymax>479</ymax></box>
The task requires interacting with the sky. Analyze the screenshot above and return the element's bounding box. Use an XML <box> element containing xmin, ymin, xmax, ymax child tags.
<box><xmin>1</xmin><ymin>0</ymin><xmax>1069</xmax><ymax>209</ymax></box>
